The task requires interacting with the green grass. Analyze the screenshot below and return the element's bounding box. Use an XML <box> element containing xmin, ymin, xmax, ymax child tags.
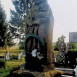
<box><xmin>0</xmin><ymin>66</ymin><xmax>13</xmax><ymax>77</ymax></box>
<box><xmin>0</xmin><ymin>50</ymin><xmax>24</xmax><ymax>53</ymax></box>
<box><xmin>0</xmin><ymin>57</ymin><xmax>25</xmax><ymax>77</ymax></box>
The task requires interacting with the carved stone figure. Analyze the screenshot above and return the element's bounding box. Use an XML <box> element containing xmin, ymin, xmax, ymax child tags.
<box><xmin>56</xmin><ymin>39</ymin><xmax>66</xmax><ymax>64</ymax></box>
<box><xmin>25</xmin><ymin>0</ymin><xmax>54</xmax><ymax>71</ymax></box>
<box><xmin>59</xmin><ymin>41</ymin><xmax>66</xmax><ymax>55</ymax></box>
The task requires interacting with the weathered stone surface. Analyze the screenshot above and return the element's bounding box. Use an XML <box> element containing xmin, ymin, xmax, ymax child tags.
<box><xmin>25</xmin><ymin>0</ymin><xmax>54</xmax><ymax>71</ymax></box>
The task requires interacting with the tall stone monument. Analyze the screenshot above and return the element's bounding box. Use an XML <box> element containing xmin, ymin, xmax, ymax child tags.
<box><xmin>25</xmin><ymin>0</ymin><xmax>54</xmax><ymax>72</ymax></box>
<box><xmin>8</xmin><ymin>1</ymin><xmax>65</xmax><ymax>77</ymax></box>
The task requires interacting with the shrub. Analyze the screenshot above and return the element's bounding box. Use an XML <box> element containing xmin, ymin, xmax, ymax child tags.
<box><xmin>68</xmin><ymin>43</ymin><xmax>77</xmax><ymax>50</ymax></box>
<box><xmin>0</xmin><ymin>59</ymin><xmax>25</xmax><ymax>77</ymax></box>
<box><xmin>68</xmin><ymin>49</ymin><xmax>77</xmax><ymax>52</ymax></box>
<box><xmin>10</xmin><ymin>55</ymin><xmax>18</xmax><ymax>60</ymax></box>
<box><xmin>0</xmin><ymin>59</ymin><xmax>5</xmax><ymax>68</ymax></box>
<box><xmin>0</xmin><ymin>66</ymin><xmax>13</xmax><ymax>77</ymax></box>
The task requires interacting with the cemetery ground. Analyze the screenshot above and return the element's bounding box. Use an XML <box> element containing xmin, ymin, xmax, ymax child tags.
<box><xmin>0</xmin><ymin>50</ymin><xmax>68</xmax><ymax>77</ymax></box>
<box><xmin>0</xmin><ymin>50</ymin><xmax>57</xmax><ymax>77</ymax></box>
<box><xmin>0</xmin><ymin>48</ymin><xmax>25</xmax><ymax>77</ymax></box>
<box><xmin>0</xmin><ymin>57</ymin><xmax>25</xmax><ymax>77</ymax></box>
<box><xmin>0</xmin><ymin>49</ymin><xmax>76</xmax><ymax>77</ymax></box>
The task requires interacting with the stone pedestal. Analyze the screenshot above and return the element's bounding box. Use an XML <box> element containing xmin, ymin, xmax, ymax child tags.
<box><xmin>22</xmin><ymin>70</ymin><xmax>45</xmax><ymax>77</ymax></box>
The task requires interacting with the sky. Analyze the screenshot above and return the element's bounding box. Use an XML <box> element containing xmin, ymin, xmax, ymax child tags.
<box><xmin>48</xmin><ymin>0</ymin><xmax>77</xmax><ymax>42</ymax></box>
<box><xmin>1</xmin><ymin>0</ymin><xmax>77</xmax><ymax>42</ymax></box>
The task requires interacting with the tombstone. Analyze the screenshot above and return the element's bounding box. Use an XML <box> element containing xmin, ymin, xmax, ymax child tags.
<box><xmin>18</xmin><ymin>52</ymin><xmax>23</xmax><ymax>60</ymax></box>
<box><xmin>18</xmin><ymin>53</ymin><xmax>22</xmax><ymax>60</ymax></box>
<box><xmin>25</xmin><ymin>0</ymin><xmax>54</xmax><ymax>72</ymax></box>
<box><xmin>59</xmin><ymin>41</ymin><xmax>66</xmax><ymax>55</ymax></box>
<box><xmin>74</xmin><ymin>66</ymin><xmax>77</xmax><ymax>77</ymax></box>
<box><xmin>56</xmin><ymin>40</ymin><xmax>66</xmax><ymax>64</ymax></box>
<box><xmin>20</xmin><ymin>52</ymin><xmax>22</xmax><ymax>56</ymax></box>
<box><xmin>5</xmin><ymin>52</ymin><xmax>10</xmax><ymax>61</ymax></box>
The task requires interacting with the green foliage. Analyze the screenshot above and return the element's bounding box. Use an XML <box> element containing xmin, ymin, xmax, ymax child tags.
<box><xmin>19</xmin><ymin>41</ymin><xmax>24</xmax><ymax>50</ymax></box>
<box><xmin>10</xmin><ymin>0</ymin><xmax>26</xmax><ymax>42</ymax></box>
<box><xmin>0</xmin><ymin>3</ymin><xmax>6</xmax><ymax>47</ymax></box>
<box><xmin>10</xmin><ymin>55</ymin><xmax>18</xmax><ymax>60</ymax></box>
<box><xmin>0</xmin><ymin>59</ymin><xmax>25</xmax><ymax>77</ymax></box>
<box><xmin>0</xmin><ymin>62</ymin><xmax>14</xmax><ymax>77</ymax></box>
<box><xmin>0</xmin><ymin>59</ymin><xmax>5</xmax><ymax>62</ymax></box>
<box><xmin>10</xmin><ymin>0</ymin><xmax>27</xmax><ymax>26</ymax></box>
<box><xmin>53</xmin><ymin>50</ymin><xmax>59</xmax><ymax>57</ymax></box>
<box><xmin>54</xmin><ymin>42</ymin><xmax>59</xmax><ymax>51</ymax></box>
<box><xmin>0</xmin><ymin>50</ymin><xmax>24</xmax><ymax>53</ymax></box>
<box><xmin>68</xmin><ymin>42</ymin><xmax>77</xmax><ymax>50</ymax></box>
<box><xmin>54</xmin><ymin>35</ymin><xmax>65</xmax><ymax>51</ymax></box>
<box><xmin>68</xmin><ymin>49</ymin><xmax>77</xmax><ymax>52</ymax></box>
<box><xmin>0</xmin><ymin>3</ymin><xmax>14</xmax><ymax>47</ymax></box>
<box><xmin>67</xmin><ymin>42</ymin><xmax>77</xmax><ymax>52</ymax></box>
<box><xmin>5</xmin><ymin>23</ymin><xmax>15</xmax><ymax>47</ymax></box>
<box><xmin>0</xmin><ymin>66</ymin><xmax>13</xmax><ymax>77</ymax></box>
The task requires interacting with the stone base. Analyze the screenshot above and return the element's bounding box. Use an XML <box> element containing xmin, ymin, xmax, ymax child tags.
<box><xmin>8</xmin><ymin>63</ymin><xmax>65</xmax><ymax>77</ymax></box>
<box><xmin>22</xmin><ymin>70</ymin><xmax>45</xmax><ymax>77</ymax></box>
<box><xmin>11</xmin><ymin>68</ymin><xmax>65</xmax><ymax>77</ymax></box>
<box><xmin>10</xmin><ymin>68</ymin><xmax>45</xmax><ymax>77</ymax></box>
